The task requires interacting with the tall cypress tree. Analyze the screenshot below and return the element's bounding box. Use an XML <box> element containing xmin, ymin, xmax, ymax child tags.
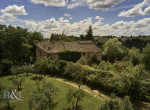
<box><xmin>85</xmin><ymin>25</ymin><xmax>93</xmax><ymax>40</ymax></box>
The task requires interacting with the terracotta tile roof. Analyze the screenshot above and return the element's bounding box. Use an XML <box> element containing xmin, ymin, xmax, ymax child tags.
<box><xmin>37</xmin><ymin>40</ymin><xmax>101</xmax><ymax>53</ymax></box>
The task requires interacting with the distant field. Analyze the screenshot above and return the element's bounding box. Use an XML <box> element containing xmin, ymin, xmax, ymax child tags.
<box><xmin>0</xmin><ymin>73</ymin><xmax>103</xmax><ymax>110</ymax></box>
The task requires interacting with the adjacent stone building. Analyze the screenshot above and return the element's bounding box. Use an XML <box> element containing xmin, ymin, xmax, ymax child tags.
<box><xmin>36</xmin><ymin>40</ymin><xmax>102</xmax><ymax>64</ymax></box>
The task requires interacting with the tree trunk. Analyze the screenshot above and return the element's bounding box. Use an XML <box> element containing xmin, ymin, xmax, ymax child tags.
<box><xmin>75</xmin><ymin>97</ymin><xmax>80</xmax><ymax>109</ymax></box>
<box><xmin>7</xmin><ymin>102</ymin><xmax>10</xmax><ymax>109</ymax></box>
<box><xmin>20</xmin><ymin>81</ymin><xmax>22</xmax><ymax>89</ymax></box>
<box><xmin>18</xmin><ymin>85</ymin><xmax>20</xmax><ymax>90</ymax></box>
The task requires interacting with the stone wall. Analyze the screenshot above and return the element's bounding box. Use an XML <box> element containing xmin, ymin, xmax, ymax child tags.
<box><xmin>36</xmin><ymin>47</ymin><xmax>49</xmax><ymax>60</ymax></box>
<box><xmin>36</xmin><ymin>47</ymin><xmax>59</xmax><ymax>60</ymax></box>
<box><xmin>82</xmin><ymin>51</ymin><xmax>102</xmax><ymax>65</ymax></box>
<box><xmin>36</xmin><ymin>47</ymin><xmax>102</xmax><ymax>65</ymax></box>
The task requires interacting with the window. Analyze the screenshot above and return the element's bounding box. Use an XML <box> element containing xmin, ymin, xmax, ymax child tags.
<box><xmin>48</xmin><ymin>47</ymin><xmax>51</xmax><ymax>50</ymax></box>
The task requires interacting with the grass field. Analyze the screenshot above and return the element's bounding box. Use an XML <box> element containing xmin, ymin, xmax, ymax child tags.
<box><xmin>0</xmin><ymin>73</ymin><xmax>103</xmax><ymax>110</ymax></box>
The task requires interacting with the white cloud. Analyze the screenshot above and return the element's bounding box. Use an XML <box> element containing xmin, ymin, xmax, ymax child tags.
<box><xmin>64</xmin><ymin>13</ymin><xmax>71</xmax><ymax>16</ymax></box>
<box><xmin>0</xmin><ymin>13</ymin><xmax>15</xmax><ymax>19</ymax></box>
<box><xmin>0</xmin><ymin>19</ymin><xmax>5</xmax><ymax>23</ymax></box>
<box><xmin>95</xmin><ymin>16</ymin><xmax>104</xmax><ymax>21</ymax></box>
<box><xmin>67</xmin><ymin>0</ymin><xmax>87</xmax><ymax>9</ymax></box>
<box><xmin>23</xmin><ymin>17</ymin><xmax>150</xmax><ymax>37</ymax></box>
<box><xmin>30</xmin><ymin>0</ymin><xmax>66</xmax><ymax>7</ymax></box>
<box><xmin>144</xmin><ymin>5</ymin><xmax>150</xmax><ymax>14</ymax></box>
<box><xmin>67</xmin><ymin>3</ymin><xmax>80</xmax><ymax>9</ymax></box>
<box><xmin>0</xmin><ymin>5</ymin><xmax>28</xmax><ymax>22</ymax></box>
<box><xmin>118</xmin><ymin>0</ymin><xmax>150</xmax><ymax>17</ymax></box>
<box><xmin>87</xmin><ymin>0</ymin><xmax>123</xmax><ymax>10</ymax></box>
<box><xmin>1</xmin><ymin>5</ymin><xmax>28</xmax><ymax>15</ymax></box>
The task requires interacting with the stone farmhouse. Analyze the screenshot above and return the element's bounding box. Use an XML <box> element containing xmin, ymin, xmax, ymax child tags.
<box><xmin>36</xmin><ymin>40</ymin><xmax>102</xmax><ymax>64</ymax></box>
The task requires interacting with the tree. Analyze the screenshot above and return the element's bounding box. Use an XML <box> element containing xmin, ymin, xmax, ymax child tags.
<box><xmin>100</xmin><ymin>94</ymin><xmax>122</xmax><ymax>110</ymax></box>
<box><xmin>0</xmin><ymin>24</ymin><xmax>43</xmax><ymax>71</ymax></box>
<box><xmin>0</xmin><ymin>83</ymin><xmax>5</xmax><ymax>104</ymax></box>
<box><xmin>85</xmin><ymin>25</ymin><xmax>93</xmax><ymax>40</ymax></box>
<box><xmin>103</xmin><ymin>38</ymin><xmax>127</xmax><ymax>63</ymax></box>
<box><xmin>35</xmin><ymin>57</ymin><xmax>50</xmax><ymax>75</ymax></box>
<box><xmin>80</xmin><ymin>34</ymin><xmax>85</xmax><ymax>41</ymax></box>
<box><xmin>50</xmin><ymin>33</ymin><xmax>58</xmax><ymax>41</ymax></box>
<box><xmin>12</xmin><ymin>76</ymin><xmax>25</xmax><ymax>90</ymax></box>
<box><xmin>66</xmin><ymin>89</ymin><xmax>85</xmax><ymax>110</ymax></box>
<box><xmin>129</xmin><ymin>47</ymin><xmax>141</xmax><ymax>66</ymax></box>
<box><xmin>142</xmin><ymin>44</ymin><xmax>150</xmax><ymax>70</ymax></box>
<box><xmin>28</xmin><ymin>80</ymin><xmax>58</xmax><ymax>110</ymax></box>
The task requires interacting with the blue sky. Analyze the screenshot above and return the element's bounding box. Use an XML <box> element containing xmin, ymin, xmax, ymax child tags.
<box><xmin>0</xmin><ymin>0</ymin><xmax>150</xmax><ymax>37</ymax></box>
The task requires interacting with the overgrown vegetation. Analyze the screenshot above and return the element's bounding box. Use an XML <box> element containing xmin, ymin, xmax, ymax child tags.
<box><xmin>58</xmin><ymin>50</ymin><xmax>81</xmax><ymax>62</ymax></box>
<box><xmin>0</xmin><ymin>24</ymin><xmax>43</xmax><ymax>74</ymax></box>
<box><xmin>1</xmin><ymin>24</ymin><xmax>150</xmax><ymax>109</ymax></box>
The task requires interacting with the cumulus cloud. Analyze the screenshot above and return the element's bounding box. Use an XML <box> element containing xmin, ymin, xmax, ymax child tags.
<box><xmin>23</xmin><ymin>16</ymin><xmax>150</xmax><ymax>38</ymax></box>
<box><xmin>118</xmin><ymin>0</ymin><xmax>150</xmax><ymax>17</ymax></box>
<box><xmin>67</xmin><ymin>3</ymin><xmax>81</xmax><ymax>9</ymax></box>
<box><xmin>0</xmin><ymin>5</ymin><xmax>28</xmax><ymax>22</ymax></box>
<box><xmin>67</xmin><ymin>0</ymin><xmax>87</xmax><ymax>9</ymax></box>
<box><xmin>0</xmin><ymin>13</ymin><xmax>15</xmax><ymax>19</ymax></box>
<box><xmin>1</xmin><ymin>5</ymin><xmax>28</xmax><ymax>15</ymax></box>
<box><xmin>87</xmin><ymin>0</ymin><xmax>123</xmax><ymax>10</ymax></box>
<box><xmin>95</xmin><ymin>16</ymin><xmax>104</xmax><ymax>21</ymax></box>
<box><xmin>144</xmin><ymin>5</ymin><xmax>150</xmax><ymax>14</ymax></box>
<box><xmin>30</xmin><ymin>0</ymin><xmax>66</xmax><ymax>7</ymax></box>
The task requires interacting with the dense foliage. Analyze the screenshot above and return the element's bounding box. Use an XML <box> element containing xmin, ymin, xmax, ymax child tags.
<box><xmin>33</xmin><ymin>57</ymin><xmax>150</xmax><ymax>102</ymax></box>
<box><xmin>102</xmin><ymin>38</ymin><xmax>127</xmax><ymax>62</ymax></box>
<box><xmin>100</xmin><ymin>95</ymin><xmax>133</xmax><ymax>110</ymax></box>
<box><xmin>58</xmin><ymin>50</ymin><xmax>81</xmax><ymax>62</ymax></box>
<box><xmin>142</xmin><ymin>44</ymin><xmax>150</xmax><ymax>70</ymax></box>
<box><xmin>0</xmin><ymin>24</ymin><xmax>43</xmax><ymax>74</ymax></box>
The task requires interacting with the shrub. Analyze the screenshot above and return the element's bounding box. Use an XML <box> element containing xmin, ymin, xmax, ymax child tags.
<box><xmin>10</xmin><ymin>65</ymin><xmax>34</xmax><ymax>76</ymax></box>
<box><xmin>91</xmin><ymin>54</ymin><xmax>99</xmax><ymax>64</ymax></box>
<box><xmin>122</xmin><ymin>96</ymin><xmax>133</xmax><ymax>110</ymax></box>
<box><xmin>98</xmin><ymin>61</ymin><xmax>115</xmax><ymax>71</ymax></box>
<box><xmin>58</xmin><ymin>50</ymin><xmax>81</xmax><ymax>62</ymax></box>
<box><xmin>100</xmin><ymin>95</ymin><xmax>133</xmax><ymax>110</ymax></box>
<box><xmin>77</xmin><ymin>57</ymin><xmax>87</xmax><ymax>65</ymax></box>
<box><xmin>0</xmin><ymin>59</ymin><xmax>13</xmax><ymax>73</ymax></box>
<box><xmin>100</xmin><ymin>94</ymin><xmax>122</xmax><ymax>110</ymax></box>
<box><xmin>142</xmin><ymin>44</ymin><xmax>150</xmax><ymax>70</ymax></box>
<box><xmin>47</xmin><ymin>60</ymin><xmax>59</xmax><ymax>74</ymax></box>
<box><xmin>35</xmin><ymin>57</ymin><xmax>50</xmax><ymax>75</ymax></box>
<box><xmin>57</xmin><ymin>60</ymin><xmax>67</xmax><ymax>74</ymax></box>
<box><xmin>129</xmin><ymin>48</ymin><xmax>141</xmax><ymax>66</ymax></box>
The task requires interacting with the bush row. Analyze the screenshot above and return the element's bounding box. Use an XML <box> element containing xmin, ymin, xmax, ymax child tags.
<box><xmin>10</xmin><ymin>57</ymin><xmax>150</xmax><ymax>102</ymax></box>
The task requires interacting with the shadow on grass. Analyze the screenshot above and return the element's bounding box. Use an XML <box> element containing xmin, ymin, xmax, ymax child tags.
<box><xmin>1</xmin><ymin>104</ymin><xmax>16</xmax><ymax>110</ymax></box>
<box><xmin>133</xmin><ymin>102</ymin><xmax>150</xmax><ymax>110</ymax></box>
<box><xmin>31</xmin><ymin>76</ymin><xmax>43</xmax><ymax>81</ymax></box>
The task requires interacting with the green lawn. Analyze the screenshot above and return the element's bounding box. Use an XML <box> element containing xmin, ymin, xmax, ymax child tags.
<box><xmin>0</xmin><ymin>73</ymin><xmax>103</xmax><ymax>110</ymax></box>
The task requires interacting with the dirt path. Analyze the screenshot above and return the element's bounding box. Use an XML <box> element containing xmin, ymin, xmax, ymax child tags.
<box><xmin>55</xmin><ymin>77</ymin><xmax>109</xmax><ymax>100</ymax></box>
<box><xmin>54</xmin><ymin>77</ymin><xmax>150</xmax><ymax>110</ymax></box>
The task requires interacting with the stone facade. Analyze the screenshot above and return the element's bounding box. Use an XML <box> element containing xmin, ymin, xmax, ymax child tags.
<box><xmin>36</xmin><ymin>41</ymin><xmax>102</xmax><ymax>64</ymax></box>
